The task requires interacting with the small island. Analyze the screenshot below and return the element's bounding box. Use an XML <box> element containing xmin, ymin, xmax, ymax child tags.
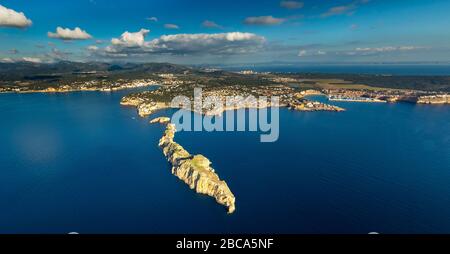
<box><xmin>152</xmin><ymin>117</ymin><xmax>236</xmax><ymax>214</ymax></box>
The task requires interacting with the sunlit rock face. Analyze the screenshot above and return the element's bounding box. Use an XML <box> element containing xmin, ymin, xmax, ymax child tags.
<box><xmin>417</xmin><ymin>95</ymin><xmax>449</xmax><ymax>104</ymax></box>
<box><xmin>153</xmin><ymin>120</ymin><xmax>236</xmax><ymax>214</ymax></box>
<box><xmin>149</xmin><ymin>117</ymin><xmax>171</xmax><ymax>124</ymax></box>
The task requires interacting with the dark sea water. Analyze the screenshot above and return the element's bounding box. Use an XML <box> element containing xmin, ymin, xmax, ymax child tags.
<box><xmin>0</xmin><ymin>89</ymin><xmax>449</xmax><ymax>234</ymax></box>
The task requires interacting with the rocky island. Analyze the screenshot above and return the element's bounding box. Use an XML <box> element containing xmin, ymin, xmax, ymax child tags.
<box><xmin>149</xmin><ymin>117</ymin><xmax>171</xmax><ymax>124</ymax></box>
<box><xmin>152</xmin><ymin>117</ymin><xmax>236</xmax><ymax>214</ymax></box>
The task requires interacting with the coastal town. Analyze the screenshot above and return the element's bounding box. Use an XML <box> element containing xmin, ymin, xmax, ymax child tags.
<box><xmin>323</xmin><ymin>88</ymin><xmax>449</xmax><ymax>104</ymax></box>
<box><xmin>1</xmin><ymin>62</ymin><xmax>448</xmax><ymax>108</ymax></box>
<box><xmin>118</xmin><ymin>69</ymin><xmax>448</xmax><ymax>119</ymax></box>
<box><xmin>0</xmin><ymin>78</ymin><xmax>159</xmax><ymax>93</ymax></box>
<box><xmin>120</xmin><ymin>82</ymin><xmax>346</xmax><ymax>118</ymax></box>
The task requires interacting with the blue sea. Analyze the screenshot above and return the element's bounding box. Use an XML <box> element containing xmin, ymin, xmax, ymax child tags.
<box><xmin>224</xmin><ymin>64</ymin><xmax>450</xmax><ymax>76</ymax></box>
<box><xmin>0</xmin><ymin>87</ymin><xmax>449</xmax><ymax>234</ymax></box>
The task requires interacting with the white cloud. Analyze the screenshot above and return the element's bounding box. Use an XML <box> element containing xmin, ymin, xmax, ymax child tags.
<box><xmin>111</xmin><ymin>29</ymin><xmax>150</xmax><ymax>47</ymax></box>
<box><xmin>0</xmin><ymin>57</ymin><xmax>44</xmax><ymax>63</ymax></box>
<box><xmin>298</xmin><ymin>50</ymin><xmax>307</xmax><ymax>57</ymax></box>
<box><xmin>280</xmin><ymin>1</ymin><xmax>304</xmax><ymax>9</ymax></box>
<box><xmin>399</xmin><ymin>46</ymin><xmax>422</xmax><ymax>51</ymax></box>
<box><xmin>355</xmin><ymin>46</ymin><xmax>423</xmax><ymax>53</ymax></box>
<box><xmin>298</xmin><ymin>49</ymin><xmax>327</xmax><ymax>57</ymax></box>
<box><xmin>22</xmin><ymin>57</ymin><xmax>42</xmax><ymax>63</ymax></box>
<box><xmin>47</xmin><ymin>48</ymin><xmax>72</xmax><ymax>60</ymax></box>
<box><xmin>339</xmin><ymin>45</ymin><xmax>426</xmax><ymax>56</ymax></box>
<box><xmin>152</xmin><ymin>32</ymin><xmax>265</xmax><ymax>55</ymax></box>
<box><xmin>0</xmin><ymin>57</ymin><xmax>14</xmax><ymax>63</ymax></box>
<box><xmin>244</xmin><ymin>16</ymin><xmax>286</xmax><ymax>26</ymax></box>
<box><xmin>87</xmin><ymin>45</ymin><xmax>99</xmax><ymax>51</ymax></box>
<box><xmin>97</xmin><ymin>31</ymin><xmax>266</xmax><ymax>58</ymax></box>
<box><xmin>321</xmin><ymin>0</ymin><xmax>370</xmax><ymax>18</ymax></box>
<box><xmin>146</xmin><ymin>17</ymin><xmax>158</xmax><ymax>22</ymax></box>
<box><xmin>350</xmin><ymin>24</ymin><xmax>359</xmax><ymax>30</ymax></box>
<box><xmin>0</xmin><ymin>5</ymin><xmax>32</xmax><ymax>28</ymax></box>
<box><xmin>322</xmin><ymin>5</ymin><xmax>356</xmax><ymax>17</ymax></box>
<box><xmin>164</xmin><ymin>24</ymin><xmax>179</xmax><ymax>29</ymax></box>
<box><xmin>147</xmin><ymin>32</ymin><xmax>265</xmax><ymax>54</ymax></box>
<box><xmin>202</xmin><ymin>20</ymin><xmax>222</xmax><ymax>29</ymax></box>
<box><xmin>48</xmin><ymin>27</ymin><xmax>92</xmax><ymax>40</ymax></box>
<box><xmin>356</xmin><ymin>47</ymin><xmax>395</xmax><ymax>52</ymax></box>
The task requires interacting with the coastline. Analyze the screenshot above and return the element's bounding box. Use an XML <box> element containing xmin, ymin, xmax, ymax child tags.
<box><xmin>120</xmin><ymin>88</ymin><xmax>345</xmax><ymax>118</ymax></box>
<box><xmin>328</xmin><ymin>97</ymin><xmax>387</xmax><ymax>103</ymax></box>
<box><xmin>0</xmin><ymin>80</ymin><xmax>159</xmax><ymax>94</ymax></box>
<box><xmin>121</xmin><ymin>101</ymin><xmax>345</xmax><ymax>118</ymax></box>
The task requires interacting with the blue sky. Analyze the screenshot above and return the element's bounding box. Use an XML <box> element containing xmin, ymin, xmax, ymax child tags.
<box><xmin>1</xmin><ymin>0</ymin><xmax>450</xmax><ymax>64</ymax></box>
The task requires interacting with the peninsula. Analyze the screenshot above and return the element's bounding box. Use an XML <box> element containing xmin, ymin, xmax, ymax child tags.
<box><xmin>152</xmin><ymin>117</ymin><xmax>236</xmax><ymax>214</ymax></box>
<box><xmin>121</xmin><ymin>84</ymin><xmax>345</xmax><ymax>118</ymax></box>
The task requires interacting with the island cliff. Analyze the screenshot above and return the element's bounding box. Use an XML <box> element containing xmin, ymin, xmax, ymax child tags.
<box><xmin>152</xmin><ymin>118</ymin><xmax>236</xmax><ymax>214</ymax></box>
<box><xmin>149</xmin><ymin>117</ymin><xmax>171</xmax><ymax>124</ymax></box>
